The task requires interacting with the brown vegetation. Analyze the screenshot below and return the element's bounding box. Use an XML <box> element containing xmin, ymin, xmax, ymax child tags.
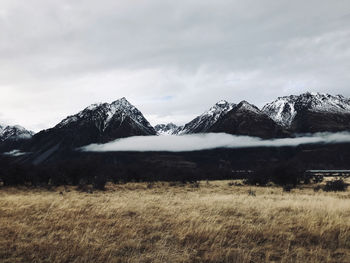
<box><xmin>1</xmin><ymin>180</ymin><xmax>350</xmax><ymax>263</ymax></box>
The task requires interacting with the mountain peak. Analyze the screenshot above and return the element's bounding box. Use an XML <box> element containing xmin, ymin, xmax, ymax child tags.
<box><xmin>238</xmin><ymin>100</ymin><xmax>252</xmax><ymax>106</ymax></box>
<box><xmin>262</xmin><ymin>92</ymin><xmax>350</xmax><ymax>127</ymax></box>
<box><xmin>26</xmin><ymin>98</ymin><xmax>156</xmax><ymax>159</ymax></box>
<box><xmin>81</xmin><ymin>98</ymin><xmax>132</xmax><ymax>112</ymax></box>
<box><xmin>215</xmin><ymin>100</ymin><xmax>230</xmax><ymax>106</ymax></box>
<box><xmin>155</xmin><ymin>123</ymin><xmax>181</xmax><ymax>135</ymax></box>
<box><xmin>236</xmin><ymin>100</ymin><xmax>261</xmax><ymax>114</ymax></box>
<box><xmin>85</xmin><ymin>103</ymin><xmax>105</xmax><ymax>111</ymax></box>
<box><xmin>111</xmin><ymin>97</ymin><xmax>130</xmax><ymax>105</ymax></box>
<box><xmin>56</xmin><ymin>97</ymin><xmax>155</xmax><ymax>134</ymax></box>
<box><xmin>0</xmin><ymin>124</ymin><xmax>34</xmax><ymax>142</ymax></box>
<box><xmin>178</xmin><ymin>100</ymin><xmax>235</xmax><ymax>134</ymax></box>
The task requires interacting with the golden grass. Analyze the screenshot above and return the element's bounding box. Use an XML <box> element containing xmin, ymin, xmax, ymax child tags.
<box><xmin>1</xmin><ymin>181</ymin><xmax>350</xmax><ymax>263</ymax></box>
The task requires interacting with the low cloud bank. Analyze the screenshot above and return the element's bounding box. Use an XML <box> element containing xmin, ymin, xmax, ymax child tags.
<box><xmin>81</xmin><ymin>132</ymin><xmax>350</xmax><ymax>152</ymax></box>
<box><xmin>3</xmin><ymin>149</ymin><xmax>28</xmax><ymax>157</ymax></box>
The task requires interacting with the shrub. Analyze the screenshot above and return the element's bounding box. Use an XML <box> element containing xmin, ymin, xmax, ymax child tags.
<box><xmin>93</xmin><ymin>175</ymin><xmax>107</xmax><ymax>191</ymax></box>
<box><xmin>323</xmin><ymin>179</ymin><xmax>348</xmax><ymax>192</ymax></box>
<box><xmin>248</xmin><ymin>189</ymin><xmax>256</xmax><ymax>196</ymax></box>
<box><xmin>190</xmin><ymin>181</ymin><xmax>200</xmax><ymax>188</ymax></box>
<box><xmin>244</xmin><ymin>168</ymin><xmax>270</xmax><ymax>186</ymax></box>
<box><xmin>313</xmin><ymin>185</ymin><xmax>322</xmax><ymax>192</ymax></box>
<box><xmin>270</xmin><ymin>163</ymin><xmax>303</xmax><ymax>187</ymax></box>
<box><xmin>283</xmin><ymin>184</ymin><xmax>293</xmax><ymax>192</ymax></box>
<box><xmin>76</xmin><ymin>184</ymin><xmax>93</xmax><ymax>193</ymax></box>
<box><xmin>228</xmin><ymin>181</ymin><xmax>243</xmax><ymax>186</ymax></box>
<box><xmin>313</xmin><ymin>175</ymin><xmax>324</xmax><ymax>183</ymax></box>
<box><xmin>244</xmin><ymin>162</ymin><xmax>304</xmax><ymax>188</ymax></box>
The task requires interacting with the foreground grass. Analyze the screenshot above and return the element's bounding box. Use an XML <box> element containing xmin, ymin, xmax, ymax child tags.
<box><xmin>1</xmin><ymin>181</ymin><xmax>350</xmax><ymax>263</ymax></box>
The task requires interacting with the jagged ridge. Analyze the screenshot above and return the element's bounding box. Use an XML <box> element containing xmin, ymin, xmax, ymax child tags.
<box><xmin>209</xmin><ymin>101</ymin><xmax>287</xmax><ymax>138</ymax></box>
<box><xmin>0</xmin><ymin>124</ymin><xmax>34</xmax><ymax>142</ymax></box>
<box><xmin>56</xmin><ymin>97</ymin><xmax>155</xmax><ymax>135</ymax></box>
<box><xmin>262</xmin><ymin>92</ymin><xmax>350</xmax><ymax>128</ymax></box>
<box><xmin>154</xmin><ymin>123</ymin><xmax>181</xmax><ymax>135</ymax></box>
<box><xmin>177</xmin><ymin>100</ymin><xmax>235</xmax><ymax>134</ymax></box>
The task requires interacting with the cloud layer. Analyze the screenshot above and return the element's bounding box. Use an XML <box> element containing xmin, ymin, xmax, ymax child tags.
<box><xmin>1</xmin><ymin>1</ymin><xmax>350</xmax><ymax>131</ymax></box>
<box><xmin>81</xmin><ymin>132</ymin><xmax>350</xmax><ymax>152</ymax></box>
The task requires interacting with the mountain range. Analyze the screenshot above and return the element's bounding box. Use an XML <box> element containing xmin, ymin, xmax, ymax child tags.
<box><xmin>155</xmin><ymin>100</ymin><xmax>287</xmax><ymax>138</ymax></box>
<box><xmin>156</xmin><ymin>92</ymin><xmax>350</xmax><ymax>137</ymax></box>
<box><xmin>2</xmin><ymin>92</ymin><xmax>350</xmax><ymax>162</ymax></box>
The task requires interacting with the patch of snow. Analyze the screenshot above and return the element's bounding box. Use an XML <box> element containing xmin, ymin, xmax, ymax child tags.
<box><xmin>155</xmin><ymin>123</ymin><xmax>181</xmax><ymax>135</ymax></box>
<box><xmin>86</xmin><ymin>103</ymin><xmax>103</xmax><ymax>111</ymax></box>
<box><xmin>237</xmin><ymin>101</ymin><xmax>262</xmax><ymax>114</ymax></box>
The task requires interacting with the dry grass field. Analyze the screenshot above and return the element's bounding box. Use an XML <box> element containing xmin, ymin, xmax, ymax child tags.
<box><xmin>1</xmin><ymin>180</ymin><xmax>350</xmax><ymax>263</ymax></box>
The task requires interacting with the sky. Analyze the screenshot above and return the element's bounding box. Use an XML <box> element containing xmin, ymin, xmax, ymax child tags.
<box><xmin>1</xmin><ymin>0</ymin><xmax>350</xmax><ymax>132</ymax></box>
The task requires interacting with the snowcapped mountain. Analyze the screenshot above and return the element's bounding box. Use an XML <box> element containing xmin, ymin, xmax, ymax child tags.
<box><xmin>262</xmin><ymin>92</ymin><xmax>350</xmax><ymax>133</ymax></box>
<box><xmin>56</xmin><ymin>97</ymin><xmax>155</xmax><ymax>135</ymax></box>
<box><xmin>161</xmin><ymin>100</ymin><xmax>286</xmax><ymax>138</ymax></box>
<box><xmin>262</xmin><ymin>92</ymin><xmax>350</xmax><ymax>127</ymax></box>
<box><xmin>178</xmin><ymin>100</ymin><xmax>236</xmax><ymax>134</ymax></box>
<box><xmin>209</xmin><ymin>101</ymin><xmax>287</xmax><ymax>138</ymax></box>
<box><xmin>26</xmin><ymin>98</ymin><xmax>157</xmax><ymax>162</ymax></box>
<box><xmin>0</xmin><ymin>124</ymin><xmax>34</xmax><ymax>142</ymax></box>
<box><xmin>154</xmin><ymin>123</ymin><xmax>181</xmax><ymax>135</ymax></box>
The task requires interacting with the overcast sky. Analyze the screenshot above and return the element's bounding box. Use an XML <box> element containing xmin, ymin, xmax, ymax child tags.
<box><xmin>1</xmin><ymin>0</ymin><xmax>350</xmax><ymax>132</ymax></box>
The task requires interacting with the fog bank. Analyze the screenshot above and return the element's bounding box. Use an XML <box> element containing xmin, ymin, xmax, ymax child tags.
<box><xmin>3</xmin><ymin>149</ymin><xmax>28</xmax><ymax>157</ymax></box>
<box><xmin>81</xmin><ymin>132</ymin><xmax>350</xmax><ymax>152</ymax></box>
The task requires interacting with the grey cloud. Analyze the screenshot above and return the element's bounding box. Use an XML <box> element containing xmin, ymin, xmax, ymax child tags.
<box><xmin>0</xmin><ymin>0</ymin><xmax>350</xmax><ymax>131</ymax></box>
<box><xmin>81</xmin><ymin>132</ymin><xmax>350</xmax><ymax>152</ymax></box>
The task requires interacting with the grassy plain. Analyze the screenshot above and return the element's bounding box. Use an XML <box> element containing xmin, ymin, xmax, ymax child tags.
<box><xmin>1</xmin><ymin>180</ymin><xmax>350</xmax><ymax>263</ymax></box>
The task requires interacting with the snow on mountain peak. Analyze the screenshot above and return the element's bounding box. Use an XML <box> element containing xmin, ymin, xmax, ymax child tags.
<box><xmin>216</xmin><ymin>100</ymin><xmax>229</xmax><ymax>105</ymax></box>
<box><xmin>154</xmin><ymin>123</ymin><xmax>181</xmax><ymax>135</ymax></box>
<box><xmin>236</xmin><ymin>100</ymin><xmax>262</xmax><ymax>114</ymax></box>
<box><xmin>177</xmin><ymin>100</ymin><xmax>235</xmax><ymax>134</ymax></box>
<box><xmin>56</xmin><ymin>97</ymin><xmax>154</xmax><ymax>132</ymax></box>
<box><xmin>0</xmin><ymin>124</ymin><xmax>34</xmax><ymax>142</ymax></box>
<box><xmin>262</xmin><ymin>92</ymin><xmax>350</xmax><ymax>127</ymax></box>
<box><xmin>209</xmin><ymin>100</ymin><xmax>234</xmax><ymax>113</ymax></box>
<box><xmin>85</xmin><ymin>103</ymin><xmax>104</xmax><ymax>111</ymax></box>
